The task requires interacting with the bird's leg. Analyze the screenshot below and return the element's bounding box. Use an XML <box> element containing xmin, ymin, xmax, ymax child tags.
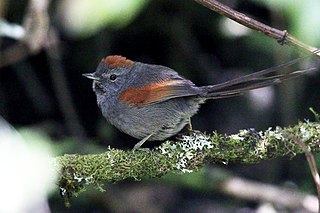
<box><xmin>132</xmin><ymin>133</ymin><xmax>154</xmax><ymax>150</ymax></box>
<box><xmin>185</xmin><ymin>117</ymin><xmax>201</xmax><ymax>136</ymax></box>
<box><xmin>186</xmin><ymin>117</ymin><xmax>193</xmax><ymax>131</ymax></box>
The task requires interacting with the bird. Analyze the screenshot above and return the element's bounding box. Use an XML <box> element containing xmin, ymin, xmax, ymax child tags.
<box><xmin>83</xmin><ymin>54</ymin><xmax>315</xmax><ymax>149</ymax></box>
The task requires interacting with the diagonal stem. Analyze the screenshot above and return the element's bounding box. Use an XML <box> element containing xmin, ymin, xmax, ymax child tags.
<box><xmin>193</xmin><ymin>0</ymin><xmax>319</xmax><ymax>56</ymax></box>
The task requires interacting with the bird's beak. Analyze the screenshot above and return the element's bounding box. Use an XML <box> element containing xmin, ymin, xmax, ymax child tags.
<box><xmin>82</xmin><ymin>73</ymin><xmax>100</xmax><ymax>81</ymax></box>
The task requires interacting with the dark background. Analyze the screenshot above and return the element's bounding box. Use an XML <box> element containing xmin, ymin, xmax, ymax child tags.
<box><xmin>1</xmin><ymin>0</ymin><xmax>320</xmax><ymax>212</ymax></box>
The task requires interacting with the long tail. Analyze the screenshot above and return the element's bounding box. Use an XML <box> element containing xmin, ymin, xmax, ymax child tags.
<box><xmin>201</xmin><ymin>50</ymin><xmax>319</xmax><ymax>99</ymax></box>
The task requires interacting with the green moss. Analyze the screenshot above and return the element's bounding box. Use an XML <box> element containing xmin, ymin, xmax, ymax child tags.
<box><xmin>54</xmin><ymin>121</ymin><xmax>320</xmax><ymax>202</ymax></box>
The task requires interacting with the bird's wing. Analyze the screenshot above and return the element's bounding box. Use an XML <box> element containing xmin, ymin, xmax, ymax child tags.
<box><xmin>118</xmin><ymin>79</ymin><xmax>201</xmax><ymax>107</ymax></box>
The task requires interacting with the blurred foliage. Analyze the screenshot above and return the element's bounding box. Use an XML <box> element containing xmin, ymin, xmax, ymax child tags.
<box><xmin>19</xmin><ymin>128</ymin><xmax>55</xmax><ymax>153</ymax></box>
<box><xmin>253</xmin><ymin>0</ymin><xmax>320</xmax><ymax>45</ymax></box>
<box><xmin>59</xmin><ymin>0</ymin><xmax>150</xmax><ymax>37</ymax></box>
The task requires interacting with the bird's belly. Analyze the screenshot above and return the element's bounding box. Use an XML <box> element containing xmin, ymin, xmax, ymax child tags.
<box><xmin>103</xmin><ymin>98</ymin><xmax>201</xmax><ymax>141</ymax></box>
<box><xmin>113</xmin><ymin>111</ymin><xmax>189</xmax><ymax>141</ymax></box>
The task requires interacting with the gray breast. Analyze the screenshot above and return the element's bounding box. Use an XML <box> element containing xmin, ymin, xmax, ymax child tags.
<box><xmin>102</xmin><ymin>96</ymin><xmax>201</xmax><ymax>141</ymax></box>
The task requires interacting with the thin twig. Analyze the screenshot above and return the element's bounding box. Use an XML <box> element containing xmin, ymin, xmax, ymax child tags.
<box><xmin>163</xmin><ymin>168</ymin><xmax>318</xmax><ymax>212</ymax></box>
<box><xmin>45</xmin><ymin>29</ymin><xmax>87</xmax><ymax>142</ymax></box>
<box><xmin>0</xmin><ymin>42</ymin><xmax>30</xmax><ymax>68</ymax></box>
<box><xmin>220</xmin><ymin>176</ymin><xmax>318</xmax><ymax>212</ymax></box>
<box><xmin>193</xmin><ymin>0</ymin><xmax>320</xmax><ymax>56</ymax></box>
<box><xmin>0</xmin><ymin>0</ymin><xmax>87</xmax><ymax>142</ymax></box>
<box><xmin>290</xmin><ymin>135</ymin><xmax>320</xmax><ymax>213</ymax></box>
<box><xmin>0</xmin><ymin>0</ymin><xmax>49</xmax><ymax>68</ymax></box>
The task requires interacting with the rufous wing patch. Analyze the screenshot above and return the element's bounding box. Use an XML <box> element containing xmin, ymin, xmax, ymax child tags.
<box><xmin>118</xmin><ymin>80</ymin><xmax>197</xmax><ymax>107</ymax></box>
<box><xmin>101</xmin><ymin>55</ymin><xmax>134</xmax><ymax>68</ymax></box>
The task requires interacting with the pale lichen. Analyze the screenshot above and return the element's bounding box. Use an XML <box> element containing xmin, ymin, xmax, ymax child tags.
<box><xmin>54</xmin><ymin>120</ymin><xmax>320</xmax><ymax>203</ymax></box>
<box><xmin>265</xmin><ymin>126</ymin><xmax>284</xmax><ymax>140</ymax></box>
<box><xmin>157</xmin><ymin>132</ymin><xmax>213</xmax><ymax>173</ymax></box>
<box><xmin>300</xmin><ymin>125</ymin><xmax>312</xmax><ymax>141</ymax></box>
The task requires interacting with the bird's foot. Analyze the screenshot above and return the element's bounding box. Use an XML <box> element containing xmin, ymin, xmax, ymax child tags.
<box><xmin>132</xmin><ymin>133</ymin><xmax>154</xmax><ymax>150</ymax></box>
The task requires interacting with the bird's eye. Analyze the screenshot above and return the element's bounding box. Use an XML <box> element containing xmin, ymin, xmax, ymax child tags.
<box><xmin>110</xmin><ymin>74</ymin><xmax>117</xmax><ymax>81</ymax></box>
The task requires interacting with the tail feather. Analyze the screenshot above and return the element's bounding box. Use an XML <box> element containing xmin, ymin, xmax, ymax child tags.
<box><xmin>206</xmin><ymin>49</ymin><xmax>319</xmax><ymax>93</ymax></box>
<box><xmin>201</xmin><ymin>48</ymin><xmax>320</xmax><ymax>99</ymax></box>
<box><xmin>202</xmin><ymin>67</ymin><xmax>316</xmax><ymax>99</ymax></box>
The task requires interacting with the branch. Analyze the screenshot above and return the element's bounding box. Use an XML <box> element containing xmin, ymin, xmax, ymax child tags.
<box><xmin>54</xmin><ymin>120</ymin><xmax>320</xmax><ymax>203</ymax></box>
<box><xmin>291</xmin><ymin>135</ymin><xmax>320</xmax><ymax>212</ymax></box>
<box><xmin>162</xmin><ymin>169</ymin><xmax>318</xmax><ymax>212</ymax></box>
<box><xmin>0</xmin><ymin>0</ymin><xmax>50</xmax><ymax>68</ymax></box>
<box><xmin>0</xmin><ymin>0</ymin><xmax>87</xmax><ymax>142</ymax></box>
<box><xmin>193</xmin><ymin>0</ymin><xmax>320</xmax><ymax>56</ymax></box>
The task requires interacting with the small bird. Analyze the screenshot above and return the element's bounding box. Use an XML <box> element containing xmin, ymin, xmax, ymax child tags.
<box><xmin>83</xmin><ymin>55</ymin><xmax>314</xmax><ymax>149</ymax></box>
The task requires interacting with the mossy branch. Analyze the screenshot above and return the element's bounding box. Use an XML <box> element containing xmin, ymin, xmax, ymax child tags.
<box><xmin>54</xmin><ymin>120</ymin><xmax>320</xmax><ymax>202</ymax></box>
